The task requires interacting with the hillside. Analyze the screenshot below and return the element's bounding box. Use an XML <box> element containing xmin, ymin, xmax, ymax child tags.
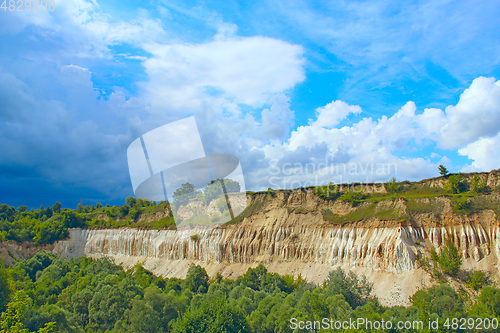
<box><xmin>2</xmin><ymin>170</ymin><xmax>500</xmax><ymax>306</ymax></box>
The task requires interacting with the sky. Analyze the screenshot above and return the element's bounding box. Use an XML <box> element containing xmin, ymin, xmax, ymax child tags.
<box><xmin>1</xmin><ymin>0</ymin><xmax>500</xmax><ymax>209</ymax></box>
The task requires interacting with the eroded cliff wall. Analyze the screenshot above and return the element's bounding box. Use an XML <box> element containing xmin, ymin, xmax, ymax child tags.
<box><xmin>50</xmin><ymin>188</ymin><xmax>500</xmax><ymax>306</ymax></box>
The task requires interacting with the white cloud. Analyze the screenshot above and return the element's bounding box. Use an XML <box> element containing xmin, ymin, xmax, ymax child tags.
<box><xmin>141</xmin><ymin>36</ymin><xmax>305</xmax><ymax>108</ymax></box>
<box><xmin>459</xmin><ymin>133</ymin><xmax>500</xmax><ymax>172</ymax></box>
<box><xmin>312</xmin><ymin>100</ymin><xmax>361</xmax><ymax>128</ymax></box>
<box><xmin>261</xmin><ymin>95</ymin><xmax>294</xmax><ymax>141</ymax></box>
<box><xmin>439</xmin><ymin>77</ymin><xmax>500</xmax><ymax>148</ymax></box>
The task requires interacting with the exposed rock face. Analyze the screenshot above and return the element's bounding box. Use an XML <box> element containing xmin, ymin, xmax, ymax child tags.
<box><xmin>48</xmin><ymin>188</ymin><xmax>500</xmax><ymax>306</ymax></box>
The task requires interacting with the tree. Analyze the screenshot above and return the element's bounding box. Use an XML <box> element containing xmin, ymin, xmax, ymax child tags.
<box><xmin>76</xmin><ymin>203</ymin><xmax>84</xmax><ymax>214</ymax></box>
<box><xmin>96</xmin><ymin>203</ymin><xmax>103</xmax><ymax>209</ymax></box>
<box><xmin>171</xmin><ymin>296</ymin><xmax>248</xmax><ymax>333</ymax></box>
<box><xmin>184</xmin><ymin>264</ymin><xmax>209</xmax><ymax>293</ymax></box>
<box><xmin>0</xmin><ymin>289</ymin><xmax>55</xmax><ymax>333</ymax></box>
<box><xmin>173</xmin><ymin>183</ymin><xmax>198</xmax><ymax>206</ymax></box>
<box><xmin>0</xmin><ymin>260</ymin><xmax>10</xmax><ymax>312</ymax></box>
<box><xmin>323</xmin><ymin>268</ymin><xmax>373</xmax><ymax>309</ymax></box>
<box><xmin>470</xmin><ymin>174</ymin><xmax>488</xmax><ymax>193</ymax></box>
<box><xmin>430</xmin><ymin>238</ymin><xmax>462</xmax><ymax>277</ymax></box>
<box><xmin>438</xmin><ymin>165</ymin><xmax>449</xmax><ymax>176</ymax></box>
<box><xmin>444</xmin><ymin>175</ymin><xmax>466</xmax><ymax>194</ymax></box>
<box><xmin>126</xmin><ymin>196</ymin><xmax>137</xmax><ymax>207</ymax></box>
<box><xmin>51</xmin><ymin>202</ymin><xmax>61</xmax><ymax>214</ymax></box>
<box><xmin>202</xmin><ymin>179</ymin><xmax>241</xmax><ymax>205</ymax></box>
<box><xmin>16</xmin><ymin>206</ymin><xmax>28</xmax><ymax>213</ymax></box>
<box><xmin>386</xmin><ymin>177</ymin><xmax>399</xmax><ymax>194</ymax></box>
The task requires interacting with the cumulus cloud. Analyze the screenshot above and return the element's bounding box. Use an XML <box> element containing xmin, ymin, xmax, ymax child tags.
<box><xmin>459</xmin><ymin>133</ymin><xmax>500</xmax><ymax>172</ymax></box>
<box><xmin>141</xmin><ymin>36</ymin><xmax>305</xmax><ymax>108</ymax></box>
<box><xmin>312</xmin><ymin>100</ymin><xmax>362</xmax><ymax>128</ymax></box>
<box><xmin>261</xmin><ymin>95</ymin><xmax>294</xmax><ymax>141</ymax></box>
<box><xmin>439</xmin><ymin>77</ymin><xmax>500</xmax><ymax>148</ymax></box>
<box><xmin>252</xmin><ymin>77</ymin><xmax>500</xmax><ymax>189</ymax></box>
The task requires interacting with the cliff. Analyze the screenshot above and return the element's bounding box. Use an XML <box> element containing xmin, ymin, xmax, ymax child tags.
<box><xmin>46</xmin><ymin>174</ymin><xmax>500</xmax><ymax>306</ymax></box>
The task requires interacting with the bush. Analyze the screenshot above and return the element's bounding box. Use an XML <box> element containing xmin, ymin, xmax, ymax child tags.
<box><xmin>323</xmin><ymin>268</ymin><xmax>373</xmax><ymax>309</ymax></box>
<box><xmin>466</xmin><ymin>270</ymin><xmax>487</xmax><ymax>290</ymax></box>
<box><xmin>340</xmin><ymin>189</ymin><xmax>366</xmax><ymax>204</ymax></box>
<box><xmin>470</xmin><ymin>175</ymin><xmax>488</xmax><ymax>193</ymax></box>
<box><xmin>444</xmin><ymin>175</ymin><xmax>466</xmax><ymax>194</ymax></box>
<box><xmin>452</xmin><ymin>196</ymin><xmax>472</xmax><ymax>214</ymax></box>
<box><xmin>430</xmin><ymin>238</ymin><xmax>462</xmax><ymax>277</ymax></box>
<box><xmin>386</xmin><ymin>177</ymin><xmax>400</xmax><ymax>194</ymax></box>
<box><xmin>314</xmin><ymin>182</ymin><xmax>341</xmax><ymax>200</ymax></box>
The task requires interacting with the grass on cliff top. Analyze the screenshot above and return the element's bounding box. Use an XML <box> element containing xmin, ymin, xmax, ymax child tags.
<box><xmin>321</xmin><ymin>201</ymin><xmax>404</xmax><ymax>224</ymax></box>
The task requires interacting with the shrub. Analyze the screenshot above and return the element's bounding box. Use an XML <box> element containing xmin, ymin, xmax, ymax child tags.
<box><xmin>430</xmin><ymin>238</ymin><xmax>462</xmax><ymax>277</ymax></box>
<box><xmin>466</xmin><ymin>270</ymin><xmax>487</xmax><ymax>290</ymax></box>
<box><xmin>470</xmin><ymin>175</ymin><xmax>488</xmax><ymax>193</ymax></box>
<box><xmin>452</xmin><ymin>196</ymin><xmax>472</xmax><ymax>214</ymax></box>
<box><xmin>386</xmin><ymin>177</ymin><xmax>400</xmax><ymax>194</ymax></box>
<box><xmin>444</xmin><ymin>175</ymin><xmax>466</xmax><ymax>194</ymax></box>
<box><xmin>340</xmin><ymin>189</ymin><xmax>366</xmax><ymax>204</ymax></box>
<box><xmin>323</xmin><ymin>268</ymin><xmax>373</xmax><ymax>308</ymax></box>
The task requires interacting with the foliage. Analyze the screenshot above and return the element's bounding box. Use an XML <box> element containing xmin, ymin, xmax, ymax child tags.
<box><xmin>51</xmin><ymin>203</ymin><xmax>61</xmax><ymax>214</ymax></box>
<box><xmin>339</xmin><ymin>189</ymin><xmax>366</xmax><ymax>204</ymax></box>
<box><xmin>1</xmin><ymin>253</ymin><xmax>499</xmax><ymax>332</ymax></box>
<box><xmin>430</xmin><ymin>238</ymin><xmax>463</xmax><ymax>277</ymax></box>
<box><xmin>439</xmin><ymin>164</ymin><xmax>449</xmax><ymax>176</ymax></box>
<box><xmin>323</xmin><ymin>267</ymin><xmax>373</xmax><ymax>309</ymax></box>
<box><xmin>172</xmin><ymin>182</ymin><xmax>199</xmax><ymax>207</ymax></box>
<box><xmin>444</xmin><ymin>174</ymin><xmax>466</xmax><ymax>194</ymax></box>
<box><xmin>216</xmin><ymin>197</ymin><xmax>227</xmax><ymax>213</ymax></box>
<box><xmin>452</xmin><ymin>196</ymin><xmax>473</xmax><ymax>214</ymax></box>
<box><xmin>0</xmin><ymin>289</ymin><xmax>55</xmax><ymax>333</ymax></box>
<box><xmin>202</xmin><ymin>179</ymin><xmax>240</xmax><ymax>205</ymax></box>
<box><xmin>470</xmin><ymin>174</ymin><xmax>488</xmax><ymax>193</ymax></box>
<box><xmin>125</xmin><ymin>196</ymin><xmax>137</xmax><ymax>207</ymax></box>
<box><xmin>314</xmin><ymin>182</ymin><xmax>341</xmax><ymax>200</ymax></box>
<box><xmin>386</xmin><ymin>177</ymin><xmax>400</xmax><ymax>194</ymax></box>
<box><xmin>0</xmin><ymin>260</ymin><xmax>9</xmax><ymax>313</ymax></box>
<box><xmin>466</xmin><ymin>270</ymin><xmax>488</xmax><ymax>291</ymax></box>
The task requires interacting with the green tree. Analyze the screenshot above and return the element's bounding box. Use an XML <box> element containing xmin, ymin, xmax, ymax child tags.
<box><xmin>173</xmin><ymin>183</ymin><xmax>198</xmax><ymax>206</ymax></box>
<box><xmin>76</xmin><ymin>203</ymin><xmax>84</xmax><ymax>214</ymax></box>
<box><xmin>439</xmin><ymin>164</ymin><xmax>449</xmax><ymax>176</ymax></box>
<box><xmin>323</xmin><ymin>268</ymin><xmax>372</xmax><ymax>309</ymax></box>
<box><xmin>51</xmin><ymin>202</ymin><xmax>61</xmax><ymax>214</ymax></box>
<box><xmin>171</xmin><ymin>296</ymin><xmax>248</xmax><ymax>333</ymax></box>
<box><xmin>202</xmin><ymin>179</ymin><xmax>241</xmax><ymax>205</ymax></box>
<box><xmin>16</xmin><ymin>206</ymin><xmax>28</xmax><ymax>213</ymax></box>
<box><xmin>0</xmin><ymin>260</ymin><xmax>10</xmax><ymax>312</ymax></box>
<box><xmin>470</xmin><ymin>174</ymin><xmax>488</xmax><ymax>193</ymax></box>
<box><xmin>444</xmin><ymin>174</ymin><xmax>466</xmax><ymax>194</ymax></box>
<box><xmin>0</xmin><ymin>289</ymin><xmax>55</xmax><ymax>333</ymax></box>
<box><xmin>96</xmin><ymin>202</ymin><xmax>103</xmax><ymax>209</ymax></box>
<box><xmin>386</xmin><ymin>177</ymin><xmax>399</xmax><ymax>194</ymax></box>
<box><xmin>127</xmin><ymin>298</ymin><xmax>160</xmax><ymax>333</ymax></box>
<box><xmin>184</xmin><ymin>264</ymin><xmax>209</xmax><ymax>293</ymax></box>
<box><xmin>466</xmin><ymin>270</ymin><xmax>487</xmax><ymax>291</ymax></box>
<box><xmin>126</xmin><ymin>196</ymin><xmax>137</xmax><ymax>207</ymax></box>
<box><xmin>431</xmin><ymin>238</ymin><xmax>462</xmax><ymax>277</ymax></box>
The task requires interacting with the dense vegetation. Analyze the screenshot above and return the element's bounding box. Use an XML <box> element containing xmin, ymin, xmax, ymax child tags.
<box><xmin>1</xmin><ymin>252</ymin><xmax>499</xmax><ymax>332</ymax></box>
<box><xmin>0</xmin><ymin>199</ymin><xmax>175</xmax><ymax>245</ymax></box>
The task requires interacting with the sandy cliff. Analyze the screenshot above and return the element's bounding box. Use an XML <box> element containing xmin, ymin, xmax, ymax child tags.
<box><xmin>47</xmin><ymin>183</ymin><xmax>500</xmax><ymax>306</ymax></box>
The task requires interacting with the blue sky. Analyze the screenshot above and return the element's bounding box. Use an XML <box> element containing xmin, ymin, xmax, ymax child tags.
<box><xmin>1</xmin><ymin>0</ymin><xmax>500</xmax><ymax>208</ymax></box>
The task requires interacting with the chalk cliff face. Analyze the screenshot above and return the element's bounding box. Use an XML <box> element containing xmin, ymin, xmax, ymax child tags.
<box><xmin>51</xmin><ymin>184</ymin><xmax>500</xmax><ymax>306</ymax></box>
